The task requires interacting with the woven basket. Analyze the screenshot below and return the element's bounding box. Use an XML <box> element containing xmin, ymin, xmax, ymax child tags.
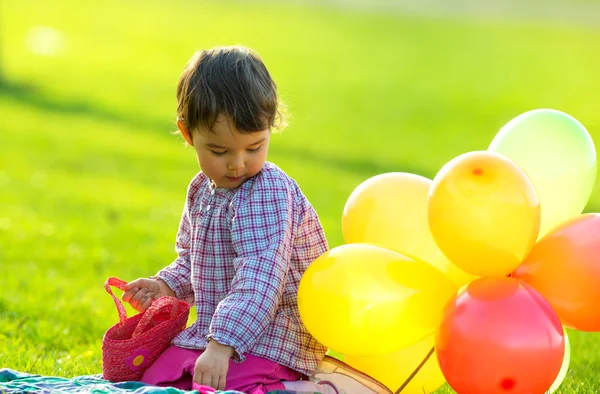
<box><xmin>101</xmin><ymin>277</ymin><xmax>190</xmax><ymax>382</ymax></box>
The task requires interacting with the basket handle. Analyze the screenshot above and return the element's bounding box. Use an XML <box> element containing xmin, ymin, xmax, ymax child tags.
<box><xmin>131</xmin><ymin>295</ymin><xmax>183</xmax><ymax>339</ymax></box>
<box><xmin>104</xmin><ymin>277</ymin><xmax>130</xmax><ymax>323</ymax></box>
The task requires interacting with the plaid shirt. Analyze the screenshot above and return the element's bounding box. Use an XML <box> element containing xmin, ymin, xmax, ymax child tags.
<box><xmin>155</xmin><ymin>162</ymin><xmax>329</xmax><ymax>375</ymax></box>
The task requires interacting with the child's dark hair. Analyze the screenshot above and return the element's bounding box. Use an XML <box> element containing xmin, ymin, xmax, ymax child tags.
<box><xmin>176</xmin><ymin>45</ymin><xmax>286</xmax><ymax>134</ymax></box>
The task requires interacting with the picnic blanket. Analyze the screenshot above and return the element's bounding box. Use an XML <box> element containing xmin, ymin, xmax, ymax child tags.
<box><xmin>0</xmin><ymin>369</ymin><xmax>305</xmax><ymax>394</ymax></box>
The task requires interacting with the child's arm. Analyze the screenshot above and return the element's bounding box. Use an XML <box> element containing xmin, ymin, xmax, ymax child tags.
<box><xmin>152</xmin><ymin>201</ymin><xmax>196</xmax><ymax>305</ymax></box>
<box><xmin>121</xmin><ymin>202</ymin><xmax>195</xmax><ymax>311</ymax></box>
<box><xmin>122</xmin><ymin>277</ymin><xmax>176</xmax><ymax>312</ymax></box>
<box><xmin>208</xmin><ymin>179</ymin><xmax>296</xmax><ymax>361</ymax></box>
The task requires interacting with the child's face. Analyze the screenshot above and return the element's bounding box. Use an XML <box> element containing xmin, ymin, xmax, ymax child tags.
<box><xmin>191</xmin><ymin>114</ymin><xmax>270</xmax><ymax>188</ymax></box>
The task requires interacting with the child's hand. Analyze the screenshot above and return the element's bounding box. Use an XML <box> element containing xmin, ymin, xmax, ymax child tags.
<box><xmin>121</xmin><ymin>278</ymin><xmax>175</xmax><ymax>312</ymax></box>
<box><xmin>193</xmin><ymin>340</ymin><xmax>234</xmax><ymax>391</ymax></box>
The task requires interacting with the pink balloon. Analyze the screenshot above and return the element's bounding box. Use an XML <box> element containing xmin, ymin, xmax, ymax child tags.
<box><xmin>436</xmin><ymin>277</ymin><xmax>564</xmax><ymax>394</ymax></box>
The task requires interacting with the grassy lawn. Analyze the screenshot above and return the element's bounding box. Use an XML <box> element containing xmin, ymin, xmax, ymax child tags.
<box><xmin>1</xmin><ymin>0</ymin><xmax>599</xmax><ymax>392</ymax></box>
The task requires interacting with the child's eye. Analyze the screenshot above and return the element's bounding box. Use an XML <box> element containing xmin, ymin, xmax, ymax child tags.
<box><xmin>210</xmin><ymin>150</ymin><xmax>227</xmax><ymax>156</ymax></box>
<box><xmin>247</xmin><ymin>146</ymin><xmax>261</xmax><ymax>153</ymax></box>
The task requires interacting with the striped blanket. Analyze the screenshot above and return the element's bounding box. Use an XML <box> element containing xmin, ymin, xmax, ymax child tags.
<box><xmin>0</xmin><ymin>369</ymin><xmax>301</xmax><ymax>393</ymax></box>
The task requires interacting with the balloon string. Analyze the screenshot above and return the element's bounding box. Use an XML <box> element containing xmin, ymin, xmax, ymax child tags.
<box><xmin>394</xmin><ymin>346</ymin><xmax>435</xmax><ymax>394</ymax></box>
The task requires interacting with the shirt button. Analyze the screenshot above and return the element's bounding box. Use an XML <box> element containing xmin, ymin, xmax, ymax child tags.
<box><xmin>206</xmin><ymin>205</ymin><xmax>211</xmax><ymax>211</ymax></box>
<box><xmin>211</xmin><ymin>189</ymin><xmax>215</xmax><ymax>195</ymax></box>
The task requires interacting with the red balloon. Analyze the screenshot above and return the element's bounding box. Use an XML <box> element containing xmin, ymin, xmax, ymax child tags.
<box><xmin>513</xmin><ymin>213</ymin><xmax>600</xmax><ymax>331</ymax></box>
<box><xmin>436</xmin><ymin>277</ymin><xmax>564</xmax><ymax>394</ymax></box>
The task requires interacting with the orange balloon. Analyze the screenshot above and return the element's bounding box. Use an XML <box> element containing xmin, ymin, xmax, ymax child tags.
<box><xmin>428</xmin><ymin>151</ymin><xmax>541</xmax><ymax>277</ymax></box>
<box><xmin>513</xmin><ymin>213</ymin><xmax>600</xmax><ymax>331</ymax></box>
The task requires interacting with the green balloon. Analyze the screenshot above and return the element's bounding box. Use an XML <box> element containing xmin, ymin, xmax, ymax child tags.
<box><xmin>326</xmin><ymin>348</ymin><xmax>345</xmax><ymax>362</ymax></box>
<box><xmin>548</xmin><ymin>330</ymin><xmax>571</xmax><ymax>393</ymax></box>
<box><xmin>489</xmin><ymin>109</ymin><xmax>597</xmax><ymax>237</ymax></box>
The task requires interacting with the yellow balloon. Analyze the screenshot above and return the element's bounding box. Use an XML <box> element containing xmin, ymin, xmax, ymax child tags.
<box><xmin>298</xmin><ymin>244</ymin><xmax>457</xmax><ymax>357</ymax></box>
<box><xmin>342</xmin><ymin>172</ymin><xmax>477</xmax><ymax>287</ymax></box>
<box><xmin>346</xmin><ymin>335</ymin><xmax>446</xmax><ymax>394</ymax></box>
<box><xmin>428</xmin><ymin>151</ymin><xmax>541</xmax><ymax>277</ymax></box>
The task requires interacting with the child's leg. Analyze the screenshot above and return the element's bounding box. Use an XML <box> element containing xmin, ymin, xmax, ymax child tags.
<box><xmin>142</xmin><ymin>348</ymin><xmax>345</xmax><ymax>393</ymax></box>
<box><xmin>224</xmin><ymin>353</ymin><xmax>304</xmax><ymax>393</ymax></box>
<box><xmin>140</xmin><ymin>345</ymin><xmax>201</xmax><ymax>390</ymax></box>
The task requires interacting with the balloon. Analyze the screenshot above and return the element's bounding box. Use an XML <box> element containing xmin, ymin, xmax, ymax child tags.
<box><xmin>345</xmin><ymin>335</ymin><xmax>446</xmax><ymax>394</ymax></box>
<box><xmin>298</xmin><ymin>243</ymin><xmax>457</xmax><ymax>356</ymax></box>
<box><xmin>548</xmin><ymin>330</ymin><xmax>571</xmax><ymax>394</ymax></box>
<box><xmin>342</xmin><ymin>172</ymin><xmax>477</xmax><ymax>287</ymax></box>
<box><xmin>428</xmin><ymin>151</ymin><xmax>541</xmax><ymax>277</ymax></box>
<box><xmin>326</xmin><ymin>349</ymin><xmax>345</xmax><ymax>362</ymax></box>
<box><xmin>489</xmin><ymin>109</ymin><xmax>597</xmax><ymax>237</ymax></box>
<box><xmin>436</xmin><ymin>277</ymin><xmax>565</xmax><ymax>394</ymax></box>
<box><xmin>512</xmin><ymin>213</ymin><xmax>600</xmax><ymax>331</ymax></box>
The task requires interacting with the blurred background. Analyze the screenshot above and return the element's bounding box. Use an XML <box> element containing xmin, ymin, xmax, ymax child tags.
<box><xmin>1</xmin><ymin>0</ymin><xmax>599</xmax><ymax>392</ymax></box>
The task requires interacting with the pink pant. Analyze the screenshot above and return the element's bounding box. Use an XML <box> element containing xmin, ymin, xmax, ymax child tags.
<box><xmin>141</xmin><ymin>345</ymin><xmax>302</xmax><ymax>393</ymax></box>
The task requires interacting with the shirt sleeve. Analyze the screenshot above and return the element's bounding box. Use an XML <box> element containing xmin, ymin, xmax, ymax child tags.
<box><xmin>154</xmin><ymin>201</ymin><xmax>196</xmax><ymax>306</ymax></box>
<box><xmin>208</xmin><ymin>178</ymin><xmax>296</xmax><ymax>361</ymax></box>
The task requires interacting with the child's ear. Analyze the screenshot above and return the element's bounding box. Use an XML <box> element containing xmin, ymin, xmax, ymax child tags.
<box><xmin>177</xmin><ymin>121</ymin><xmax>194</xmax><ymax>146</ymax></box>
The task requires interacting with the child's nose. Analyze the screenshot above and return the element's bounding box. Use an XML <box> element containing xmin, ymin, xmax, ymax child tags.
<box><xmin>228</xmin><ymin>156</ymin><xmax>244</xmax><ymax>170</ymax></box>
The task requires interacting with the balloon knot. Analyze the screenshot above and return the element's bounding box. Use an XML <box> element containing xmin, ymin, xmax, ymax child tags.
<box><xmin>500</xmin><ymin>378</ymin><xmax>515</xmax><ymax>390</ymax></box>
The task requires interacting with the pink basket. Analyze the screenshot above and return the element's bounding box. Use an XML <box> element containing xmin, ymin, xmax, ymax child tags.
<box><xmin>101</xmin><ymin>277</ymin><xmax>190</xmax><ymax>382</ymax></box>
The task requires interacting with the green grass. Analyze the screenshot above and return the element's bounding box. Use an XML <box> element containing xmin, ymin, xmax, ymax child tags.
<box><xmin>1</xmin><ymin>0</ymin><xmax>599</xmax><ymax>392</ymax></box>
